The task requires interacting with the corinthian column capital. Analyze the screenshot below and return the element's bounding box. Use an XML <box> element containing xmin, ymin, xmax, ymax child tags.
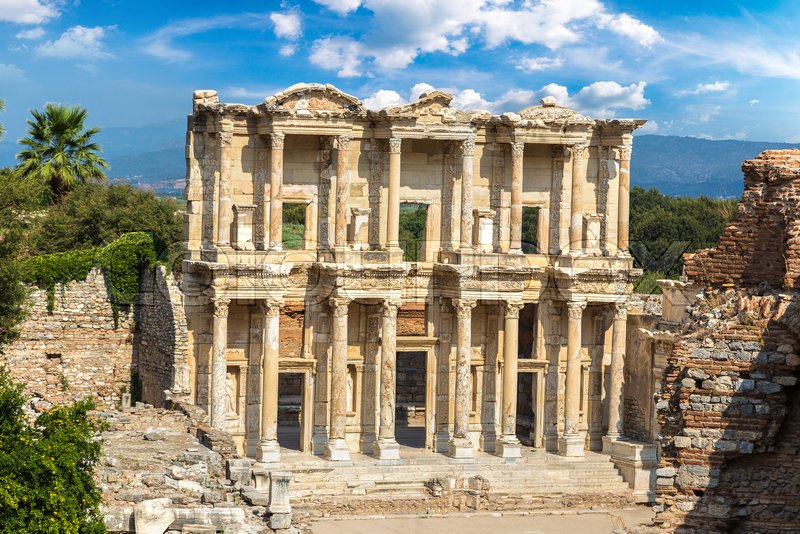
<box><xmin>382</xmin><ymin>299</ymin><xmax>401</xmax><ymax>317</ymax></box>
<box><xmin>453</xmin><ymin>298</ymin><xmax>477</xmax><ymax>317</ymax></box>
<box><xmin>566</xmin><ymin>300</ymin><xmax>587</xmax><ymax>319</ymax></box>
<box><xmin>270</xmin><ymin>131</ymin><xmax>285</xmax><ymax>149</ymax></box>
<box><xmin>571</xmin><ymin>143</ymin><xmax>587</xmax><ymax>160</ymax></box>
<box><xmin>504</xmin><ymin>300</ymin><xmax>525</xmax><ymax>318</ymax></box>
<box><xmin>618</xmin><ymin>145</ymin><xmax>632</xmax><ymax>161</ymax></box>
<box><xmin>612</xmin><ymin>301</ymin><xmax>628</xmax><ymax>321</ymax></box>
<box><xmin>329</xmin><ymin>297</ymin><xmax>351</xmax><ymax>317</ymax></box>
<box><xmin>212</xmin><ymin>297</ymin><xmax>231</xmax><ymax>318</ymax></box>
<box><xmin>461</xmin><ymin>136</ymin><xmax>476</xmax><ymax>157</ymax></box>
<box><xmin>388</xmin><ymin>137</ymin><xmax>402</xmax><ymax>154</ymax></box>
<box><xmin>260</xmin><ymin>299</ymin><xmax>283</xmax><ymax>318</ymax></box>
<box><xmin>337</xmin><ymin>135</ymin><xmax>351</xmax><ymax>150</ymax></box>
<box><xmin>511</xmin><ymin>141</ymin><xmax>525</xmax><ymax>159</ymax></box>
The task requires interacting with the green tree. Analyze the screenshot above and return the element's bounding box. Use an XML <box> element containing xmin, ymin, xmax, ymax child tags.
<box><xmin>0</xmin><ymin>366</ymin><xmax>106</xmax><ymax>533</ymax></box>
<box><xmin>28</xmin><ymin>183</ymin><xmax>182</xmax><ymax>258</ymax></box>
<box><xmin>16</xmin><ymin>103</ymin><xmax>109</xmax><ymax>203</ymax></box>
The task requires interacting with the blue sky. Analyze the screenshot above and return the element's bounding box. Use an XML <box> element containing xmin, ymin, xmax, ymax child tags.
<box><xmin>1</xmin><ymin>0</ymin><xmax>799</xmax><ymax>148</ymax></box>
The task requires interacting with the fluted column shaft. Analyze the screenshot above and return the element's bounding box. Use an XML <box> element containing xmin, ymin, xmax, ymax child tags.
<box><xmin>617</xmin><ymin>145</ymin><xmax>632</xmax><ymax>253</ymax></box>
<box><xmin>510</xmin><ymin>142</ymin><xmax>524</xmax><ymax>253</ymax></box>
<box><xmin>459</xmin><ymin>137</ymin><xmax>476</xmax><ymax>251</ymax></box>
<box><xmin>607</xmin><ymin>302</ymin><xmax>628</xmax><ymax>437</ymax></box>
<box><xmin>569</xmin><ymin>143</ymin><xmax>586</xmax><ymax>254</ymax></box>
<box><xmin>211</xmin><ymin>297</ymin><xmax>230</xmax><ymax>431</ymax></box>
<box><xmin>501</xmin><ymin>301</ymin><xmax>525</xmax><ymax>436</ymax></box>
<box><xmin>269</xmin><ymin>132</ymin><xmax>285</xmax><ymax>250</ymax></box>
<box><xmin>334</xmin><ymin>136</ymin><xmax>351</xmax><ymax>247</ymax></box>
<box><xmin>564</xmin><ymin>301</ymin><xmax>586</xmax><ymax>435</ymax></box>
<box><xmin>387</xmin><ymin>138</ymin><xmax>401</xmax><ymax>250</ymax></box>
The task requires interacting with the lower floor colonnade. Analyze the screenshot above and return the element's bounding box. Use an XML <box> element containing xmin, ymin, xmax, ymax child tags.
<box><xmin>194</xmin><ymin>295</ymin><xmax>629</xmax><ymax>463</ymax></box>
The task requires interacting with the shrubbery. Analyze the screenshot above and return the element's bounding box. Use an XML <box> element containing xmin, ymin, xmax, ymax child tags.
<box><xmin>0</xmin><ymin>366</ymin><xmax>106</xmax><ymax>533</ymax></box>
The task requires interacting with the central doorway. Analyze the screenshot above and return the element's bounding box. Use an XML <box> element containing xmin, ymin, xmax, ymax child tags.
<box><xmin>277</xmin><ymin>372</ymin><xmax>303</xmax><ymax>451</ymax></box>
<box><xmin>395</xmin><ymin>351</ymin><xmax>427</xmax><ymax>448</ymax></box>
<box><xmin>516</xmin><ymin>372</ymin><xmax>535</xmax><ymax>445</ymax></box>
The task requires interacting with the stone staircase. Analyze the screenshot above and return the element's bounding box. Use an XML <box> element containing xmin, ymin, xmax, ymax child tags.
<box><xmin>256</xmin><ymin>449</ymin><xmax>631</xmax><ymax>502</ymax></box>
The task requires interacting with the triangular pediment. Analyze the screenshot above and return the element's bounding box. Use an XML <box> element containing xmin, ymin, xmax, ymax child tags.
<box><xmin>382</xmin><ymin>90</ymin><xmax>474</xmax><ymax>123</ymax></box>
<box><xmin>517</xmin><ymin>98</ymin><xmax>591</xmax><ymax>123</ymax></box>
<box><xmin>264</xmin><ymin>83</ymin><xmax>364</xmax><ymax>114</ymax></box>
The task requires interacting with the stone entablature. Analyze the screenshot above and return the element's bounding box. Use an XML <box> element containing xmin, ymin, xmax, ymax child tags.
<box><xmin>181</xmin><ymin>82</ymin><xmax>646</xmax><ymax>468</ymax></box>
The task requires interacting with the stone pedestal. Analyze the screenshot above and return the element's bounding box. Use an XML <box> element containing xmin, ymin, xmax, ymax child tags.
<box><xmin>472</xmin><ymin>209</ymin><xmax>495</xmax><ymax>254</ymax></box>
<box><xmin>557</xmin><ymin>433</ymin><xmax>586</xmax><ymax>457</ymax></box>
<box><xmin>256</xmin><ymin>440</ymin><xmax>281</xmax><ymax>463</ymax></box>
<box><xmin>373</xmin><ymin>438</ymin><xmax>400</xmax><ymax>460</ymax></box>
<box><xmin>495</xmin><ymin>436</ymin><xmax>522</xmax><ymax>459</ymax></box>
<box><xmin>324</xmin><ymin>438</ymin><xmax>350</xmax><ymax>461</ymax></box>
<box><xmin>447</xmin><ymin>436</ymin><xmax>474</xmax><ymax>459</ymax></box>
<box><xmin>603</xmin><ymin>437</ymin><xmax>658</xmax><ymax>503</ymax></box>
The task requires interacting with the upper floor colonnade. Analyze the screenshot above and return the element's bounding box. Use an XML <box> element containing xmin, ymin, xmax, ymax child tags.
<box><xmin>184</xmin><ymin>83</ymin><xmax>644</xmax><ymax>263</ymax></box>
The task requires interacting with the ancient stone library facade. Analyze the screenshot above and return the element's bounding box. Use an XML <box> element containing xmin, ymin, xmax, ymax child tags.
<box><xmin>179</xmin><ymin>83</ymin><xmax>646</xmax><ymax>463</ymax></box>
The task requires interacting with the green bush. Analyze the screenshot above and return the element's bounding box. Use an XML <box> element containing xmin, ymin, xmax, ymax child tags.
<box><xmin>0</xmin><ymin>366</ymin><xmax>107</xmax><ymax>533</ymax></box>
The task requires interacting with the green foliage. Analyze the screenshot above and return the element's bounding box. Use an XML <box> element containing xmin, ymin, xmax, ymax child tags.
<box><xmin>283</xmin><ymin>203</ymin><xmax>306</xmax><ymax>225</ymax></box>
<box><xmin>16</xmin><ymin>103</ymin><xmax>109</xmax><ymax>203</ymax></box>
<box><xmin>21</xmin><ymin>232</ymin><xmax>159</xmax><ymax>317</ymax></box>
<box><xmin>282</xmin><ymin>204</ymin><xmax>306</xmax><ymax>250</ymax></box>
<box><xmin>0</xmin><ymin>169</ymin><xmax>46</xmax><ymax>343</ymax></box>
<box><xmin>0</xmin><ymin>366</ymin><xmax>107</xmax><ymax>533</ymax></box>
<box><xmin>399</xmin><ymin>204</ymin><xmax>427</xmax><ymax>261</ymax></box>
<box><xmin>629</xmin><ymin>186</ymin><xmax>737</xmax><ymax>278</ymax></box>
<box><xmin>521</xmin><ymin>206</ymin><xmax>539</xmax><ymax>254</ymax></box>
<box><xmin>28</xmin><ymin>183</ymin><xmax>182</xmax><ymax>258</ymax></box>
<box><xmin>633</xmin><ymin>270</ymin><xmax>666</xmax><ymax>294</ymax></box>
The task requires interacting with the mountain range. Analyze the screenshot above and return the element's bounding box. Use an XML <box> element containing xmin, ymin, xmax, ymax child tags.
<box><xmin>1</xmin><ymin>118</ymin><xmax>797</xmax><ymax>198</ymax></box>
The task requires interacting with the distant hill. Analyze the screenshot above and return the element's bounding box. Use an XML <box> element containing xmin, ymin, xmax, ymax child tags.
<box><xmin>632</xmin><ymin>135</ymin><xmax>799</xmax><ymax>197</ymax></box>
<box><xmin>2</xmin><ymin>121</ymin><xmax>797</xmax><ymax>198</ymax></box>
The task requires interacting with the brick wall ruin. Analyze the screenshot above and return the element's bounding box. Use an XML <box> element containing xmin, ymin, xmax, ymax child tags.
<box><xmin>655</xmin><ymin>149</ymin><xmax>800</xmax><ymax>532</ymax></box>
<box><xmin>1</xmin><ymin>268</ymin><xmax>135</xmax><ymax>410</ymax></box>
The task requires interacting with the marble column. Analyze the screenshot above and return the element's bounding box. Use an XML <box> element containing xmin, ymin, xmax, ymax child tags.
<box><xmin>459</xmin><ymin>137</ymin><xmax>476</xmax><ymax>252</ymax></box>
<box><xmin>257</xmin><ymin>300</ymin><xmax>282</xmax><ymax>462</ymax></box>
<box><xmin>269</xmin><ymin>132</ymin><xmax>285</xmax><ymax>250</ymax></box>
<box><xmin>497</xmin><ymin>300</ymin><xmax>525</xmax><ymax>458</ymax></box>
<box><xmin>509</xmin><ymin>141</ymin><xmax>524</xmax><ymax>254</ymax></box>
<box><xmin>217</xmin><ymin>122</ymin><xmax>234</xmax><ymax>246</ymax></box>
<box><xmin>449</xmin><ymin>298</ymin><xmax>477</xmax><ymax>458</ymax></box>
<box><xmin>326</xmin><ymin>297</ymin><xmax>351</xmax><ymax>461</ymax></box>
<box><xmin>387</xmin><ymin>138</ymin><xmax>401</xmax><ymax>250</ymax></box>
<box><xmin>559</xmin><ymin>300</ymin><xmax>586</xmax><ymax>457</ymax></box>
<box><xmin>374</xmin><ymin>300</ymin><xmax>401</xmax><ymax>459</ymax></box>
<box><xmin>211</xmin><ymin>297</ymin><xmax>230</xmax><ymax>431</ymax></box>
<box><xmin>617</xmin><ymin>145</ymin><xmax>632</xmax><ymax>254</ymax></box>
<box><xmin>569</xmin><ymin>143</ymin><xmax>587</xmax><ymax>255</ymax></box>
<box><xmin>606</xmin><ymin>302</ymin><xmax>627</xmax><ymax>443</ymax></box>
<box><xmin>334</xmin><ymin>136</ymin><xmax>351</xmax><ymax>248</ymax></box>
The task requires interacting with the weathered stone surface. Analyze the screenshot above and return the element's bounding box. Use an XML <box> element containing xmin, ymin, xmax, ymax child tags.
<box><xmin>133</xmin><ymin>498</ymin><xmax>175</xmax><ymax>534</ymax></box>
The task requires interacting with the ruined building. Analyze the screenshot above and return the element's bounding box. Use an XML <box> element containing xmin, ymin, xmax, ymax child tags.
<box><xmin>178</xmin><ymin>82</ymin><xmax>647</xmax><ymax>467</ymax></box>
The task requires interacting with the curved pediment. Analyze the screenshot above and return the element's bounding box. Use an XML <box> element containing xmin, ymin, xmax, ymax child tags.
<box><xmin>517</xmin><ymin>97</ymin><xmax>591</xmax><ymax>124</ymax></box>
<box><xmin>263</xmin><ymin>83</ymin><xmax>364</xmax><ymax>115</ymax></box>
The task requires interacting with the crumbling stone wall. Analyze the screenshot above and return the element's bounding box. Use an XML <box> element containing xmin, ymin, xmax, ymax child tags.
<box><xmin>397</xmin><ymin>303</ymin><xmax>425</xmax><ymax>336</ymax></box>
<box><xmin>1</xmin><ymin>268</ymin><xmax>134</xmax><ymax>410</ymax></box>
<box><xmin>684</xmin><ymin>149</ymin><xmax>800</xmax><ymax>289</ymax></box>
<box><xmin>135</xmin><ymin>266</ymin><xmax>189</xmax><ymax>407</ymax></box>
<box><xmin>655</xmin><ymin>150</ymin><xmax>800</xmax><ymax>532</ymax></box>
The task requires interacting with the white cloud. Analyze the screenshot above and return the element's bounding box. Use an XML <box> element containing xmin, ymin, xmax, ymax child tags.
<box><xmin>452</xmin><ymin>88</ymin><xmax>491</xmax><ymax>110</ymax></box>
<box><xmin>309</xmin><ymin>37</ymin><xmax>363</xmax><ymax>77</ymax></box>
<box><xmin>674</xmin><ymin>36</ymin><xmax>800</xmax><ymax>79</ymax></box>
<box><xmin>697</xmin><ymin>105</ymin><xmax>721</xmax><ymax>123</ymax></box>
<box><xmin>571</xmin><ymin>81</ymin><xmax>649</xmax><ymax>116</ymax></box>
<box><xmin>279</xmin><ymin>44</ymin><xmax>297</xmax><ymax>57</ymax></box>
<box><xmin>0</xmin><ymin>63</ymin><xmax>27</xmax><ymax>83</ymax></box>
<box><xmin>596</xmin><ymin>12</ymin><xmax>662</xmax><ymax>47</ymax></box>
<box><xmin>35</xmin><ymin>26</ymin><xmax>114</xmax><ymax>60</ymax></box>
<box><xmin>314</xmin><ymin>0</ymin><xmax>362</xmax><ymax>15</ymax></box>
<box><xmin>683</xmin><ymin>80</ymin><xmax>730</xmax><ymax>95</ymax></box>
<box><xmin>271</xmin><ymin>11</ymin><xmax>302</xmax><ymax>40</ymax></box>
<box><xmin>516</xmin><ymin>55</ymin><xmax>563</xmax><ymax>72</ymax></box>
<box><xmin>16</xmin><ymin>27</ymin><xmax>45</xmax><ymax>40</ymax></box>
<box><xmin>142</xmin><ymin>14</ymin><xmax>270</xmax><ymax>62</ymax></box>
<box><xmin>749</xmin><ymin>99</ymin><xmax>759</xmax><ymax>106</ymax></box>
<box><xmin>493</xmin><ymin>88</ymin><xmax>536</xmax><ymax>111</ymax></box>
<box><xmin>536</xmin><ymin>83</ymin><xmax>573</xmax><ymax>108</ymax></box>
<box><xmin>0</xmin><ymin>0</ymin><xmax>59</xmax><ymax>24</ymax></box>
<box><xmin>363</xmin><ymin>89</ymin><xmax>406</xmax><ymax>110</ymax></box>
<box><xmin>409</xmin><ymin>82</ymin><xmax>435</xmax><ymax>100</ymax></box>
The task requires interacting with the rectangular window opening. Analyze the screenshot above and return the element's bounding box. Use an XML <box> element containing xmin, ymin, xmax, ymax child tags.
<box><xmin>521</xmin><ymin>206</ymin><xmax>540</xmax><ymax>254</ymax></box>
<box><xmin>282</xmin><ymin>203</ymin><xmax>306</xmax><ymax>250</ymax></box>
<box><xmin>399</xmin><ymin>203</ymin><xmax>427</xmax><ymax>261</ymax></box>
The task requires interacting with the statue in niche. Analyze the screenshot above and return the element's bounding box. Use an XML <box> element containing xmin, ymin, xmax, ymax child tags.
<box><xmin>346</xmin><ymin>369</ymin><xmax>354</xmax><ymax>413</ymax></box>
<box><xmin>226</xmin><ymin>371</ymin><xmax>239</xmax><ymax>417</ymax></box>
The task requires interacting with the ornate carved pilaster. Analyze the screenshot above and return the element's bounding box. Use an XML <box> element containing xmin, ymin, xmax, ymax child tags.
<box><xmin>268</xmin><ymin>132</ymin><xmax>285</xmax><ymax>251</ymax></box>
<box><xmin>334</xmin><ymin>136</ymin><xmax>352</xmax><ymax>247</ymax></box>
<box><xmin>449</xmin><ymin>298</ymin><xmax>477</xmax><ymax>458</ymax></box>
<box><xmin>217</xmin><ymin>124</ymin><xmax>234</xmax><ymax>246</ymax></box>
<box><xmin>510</xmin><ymin>141</ymin><xmax>524</xmax><ymax>253</ymax></box>
<box><xmin>368</xmin><ymin>140</ymin><xmax>385</xmax><ymax>250</ymax></box>
<box><xmin>318</xmin><ymin>138</ymin><xmax>334</xmax><ymax>251</ymax></box>
<box><xmin>442</xmin><ymin>142</ymin><xmax>458</xmax><ymax>251</ymax></box>
<box><xmin>459</xmin><ymin>137</ymin><xmax>476</xmax><ymax>252</ymax></box>
<box><xmin>549</xmin><ymin>146</ymin><xmax>568</xmax><ymax>255</ymax></box>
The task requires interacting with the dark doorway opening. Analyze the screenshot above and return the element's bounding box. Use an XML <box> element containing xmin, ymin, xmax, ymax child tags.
<box><xmin>516</xmin><ymin>372</ymin><xmax>535</xmax><ymax>445</ymax></box>
<box><xmin>277</xmin><ymin>372</ymin><xmax>303</xmax><ymax>451</ymax></box>
<box><xmin>396</xmin><ymin>351</ymin><xmax>426</xmax><ymax>448</ymax></box>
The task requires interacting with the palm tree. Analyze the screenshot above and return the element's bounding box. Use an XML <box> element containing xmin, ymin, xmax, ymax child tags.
<box><xmin>16</xmin><ymin>103</ymin><xmax>108</xmax><ymax>202</ymax></box>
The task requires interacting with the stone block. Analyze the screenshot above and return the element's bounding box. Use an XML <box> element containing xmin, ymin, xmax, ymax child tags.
<box><xmin>756</xmin><ymin>381</ymin><xmax>782</xmax><ymax>395</ymax></box>
<box><xmin>674</xmin><ymin>436</ymin><xmax>691</xmax><ymax>448</ymax></box>
<box><xmin>268</xmin><ymin>471</ymin><xmax>292</xmax><ymax>515</ymax></box>
<box><xmin>225</xmin><ymin>458</ymin><xmax>252</xmax><ymax>486</ymax></box>
<box><xmin>656</xmin><ymin>467</ymin><xmax>676</xmax><ymax>477</ymax></box>
<box><xmin>133</xmin><ymin>498</ymin><xmax>175</xmax><ymax>534</ymax></box>
<box><xmin>267</xmin><ymin>512</ymin><xmax>292</xmax><ymax>530</ymax></box>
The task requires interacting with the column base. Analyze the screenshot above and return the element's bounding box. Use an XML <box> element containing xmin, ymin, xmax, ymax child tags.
<box><xmin>324</xmin><ymin>438</ymin><xmax>350</xmax><ymax>461</ymax></box>
<box><xmin>373</xmin><ymin>438</ymin><xmax>401</xmax><ymax>460</ymax></box>
<box><xmin>495</xmin><ymin>436</ymin><xmax>522</xmax><ymax>459</ymax></box>
<box><xmin>434</xmin><ymin>430</ymin><xmax>452</xmax><ymax>454</ymax></box>
<box><xmin>602</xmin><ymin>434</ymin><xmax>621</xmax><ymax>454</ymax></box>
<box><xmin>256</xmin><ymin>440</ymin><xmax>281</xmax><ymax>463</ymax></box>
<box><xmin>557</xmin><ymin>433</ymin><xmax>586</xmax><ymax>457</ymax></box>
<box><xmin>447</xmin><ymin>436</ymin><xmax>474</xmax><ymax>459</ymax></box>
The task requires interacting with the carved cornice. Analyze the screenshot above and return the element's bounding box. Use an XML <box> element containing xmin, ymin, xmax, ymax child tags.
<box><xmin>212</xmin><ymin>297</ymin><xmax>231</xmax><ymax>318</ymax></box>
